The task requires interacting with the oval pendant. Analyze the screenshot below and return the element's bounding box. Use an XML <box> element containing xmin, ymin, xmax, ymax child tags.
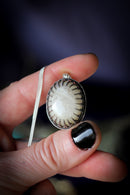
<box><xmin>46</xmin><ymin>74</ymin><xmax>87</xmax><ymax>129</ymax></box>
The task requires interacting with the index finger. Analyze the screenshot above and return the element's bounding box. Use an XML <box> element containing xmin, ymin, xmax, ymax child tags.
<box><xmin>0</xmin><ymin>54</ymin><xmax>98</xmax><ymax>130</ymax></box>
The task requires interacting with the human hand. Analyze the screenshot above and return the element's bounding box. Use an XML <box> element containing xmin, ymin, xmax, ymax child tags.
<box><xmin>0</xmin><ymin>54</ymin><xmax>127</xmax><ymax>194</ymax></box>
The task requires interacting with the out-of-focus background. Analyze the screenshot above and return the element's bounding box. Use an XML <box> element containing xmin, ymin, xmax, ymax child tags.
<box><xmin>0</xmin><ymin>0</ymin><xmax>129</xmax><ymax>193</ymax></box>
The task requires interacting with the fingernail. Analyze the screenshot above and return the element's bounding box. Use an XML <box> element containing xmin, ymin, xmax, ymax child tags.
<box><xmin>71</xmin><ymin>122</ymin><xmax>96</xmax><ymax>150</ymax></box>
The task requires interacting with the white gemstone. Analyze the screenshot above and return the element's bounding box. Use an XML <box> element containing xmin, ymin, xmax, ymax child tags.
<box><xmin>46</xmin><ymin>78</ymin><xmax>86</xmax><ymax>129</ymax></box>
<box><xmin>51</xmin><ymin>87</ymin><xmax>77</xmax><ymax>119</ymax></box>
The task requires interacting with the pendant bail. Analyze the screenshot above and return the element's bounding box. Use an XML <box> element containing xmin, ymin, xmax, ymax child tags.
<box><xmin>63</xmin><ymin>73</ymin><xmax>71</xmax><ymax>79</ymax></box>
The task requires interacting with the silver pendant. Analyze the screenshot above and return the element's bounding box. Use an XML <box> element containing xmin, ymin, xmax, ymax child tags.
<box><xmin>46</xmin><ymin>73</ymin><xmax>87</xmax><ymax>129</ymax></box>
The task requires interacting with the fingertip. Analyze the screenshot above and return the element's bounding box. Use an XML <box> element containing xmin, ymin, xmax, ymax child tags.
<box><xmin>80</xmin><ymin>53</ymin><xmax>99</xmax><ymax>80</ymax></box>
<box><xmin>82</xmin><ymin>151</ymin><xmax>128</xmax><ymax>182</ymax></box>
<box><xmin>102</xmin><ymin>154</ymin><xmax>128</xmax><ymax>182</ymax></box>
<box><xmin>107</xmin><ymin>155</ymin><xmax>128</xmax><ymax>182</ymax></box>
<box><xmin>75</xmin><ymin>53</ymin><xmax>99</xmax><ymax>80</ymax></box>
<box><xmin>86</xmin><ymin>52</ymin><xmax>99</xmax><ymax>64</ymax></box>
<box><xmin>83</xmin><ymin>53</ymin><xmax>99</xmax><ymax>71</ymax></box>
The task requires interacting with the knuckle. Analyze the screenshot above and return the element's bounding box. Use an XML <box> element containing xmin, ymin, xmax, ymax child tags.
<box><xmin>43</xmin><ymin>135</ymin><xmax>59</xmax><ymax>170</ymax></box>
<box><xmin>36</xmin><ymin>134</ymin><xmax>63</xmax><ymax>172</ymax></box>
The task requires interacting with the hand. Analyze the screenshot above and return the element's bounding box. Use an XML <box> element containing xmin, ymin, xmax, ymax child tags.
<box><xmin>0</xmin><ymin>54</ymin><xmax>127</xmax><ymax>194</ymax></box>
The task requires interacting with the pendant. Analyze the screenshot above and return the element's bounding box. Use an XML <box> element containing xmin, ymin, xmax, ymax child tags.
<box><xmin>46</xmin><ymin>73</ymin><xmax>87</xmax><ymax>129</ymax></box>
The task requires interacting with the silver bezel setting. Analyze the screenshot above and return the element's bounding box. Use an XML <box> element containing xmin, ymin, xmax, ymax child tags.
<box><xmin>46</xmin><ymin>76</ymin><xmax>87</xmax><ymax>129</ymax></box>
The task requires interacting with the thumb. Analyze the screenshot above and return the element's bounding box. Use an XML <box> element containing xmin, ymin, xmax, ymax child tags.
<box><xmin>1</xmin><ymin>121</ymin><xmax>101</xmax><ymax>192</ymax></box>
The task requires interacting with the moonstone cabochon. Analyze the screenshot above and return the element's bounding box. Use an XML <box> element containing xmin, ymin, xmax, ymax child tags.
<box><xmin>46</xmin><ymin>78</ymin><xmax>87</xmax><ymax>129</ymax></box>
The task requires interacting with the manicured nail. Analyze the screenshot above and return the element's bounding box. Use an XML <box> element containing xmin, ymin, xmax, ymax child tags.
<box><xmin>71</xmin><ymin>122</ymin><xmax>96</xmax><ymax>150</ymax></box>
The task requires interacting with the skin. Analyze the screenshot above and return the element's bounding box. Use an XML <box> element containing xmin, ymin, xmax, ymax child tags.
<box><xmin>0</xmin><ymin>54</ymin><xmax>127</xmax><ymax>194</ymax></box>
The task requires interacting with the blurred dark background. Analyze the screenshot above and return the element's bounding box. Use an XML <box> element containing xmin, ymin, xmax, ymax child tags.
<box><xmin>0</xmin><ymin>0</ymin><xmax>129</xmax><ymax>192</ymax></box>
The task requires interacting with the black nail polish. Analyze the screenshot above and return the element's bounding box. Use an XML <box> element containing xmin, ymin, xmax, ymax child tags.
<box><xmin>71</xmin><ymin>122</ymin><xmax>96</xmax><ymax>150</ymax></box>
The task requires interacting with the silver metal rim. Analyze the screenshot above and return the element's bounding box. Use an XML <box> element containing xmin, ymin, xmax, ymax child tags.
<box><xmin>46</xmin><ymin>78</ymin><xmax>87</xmax><ymax>129</ymax></box>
